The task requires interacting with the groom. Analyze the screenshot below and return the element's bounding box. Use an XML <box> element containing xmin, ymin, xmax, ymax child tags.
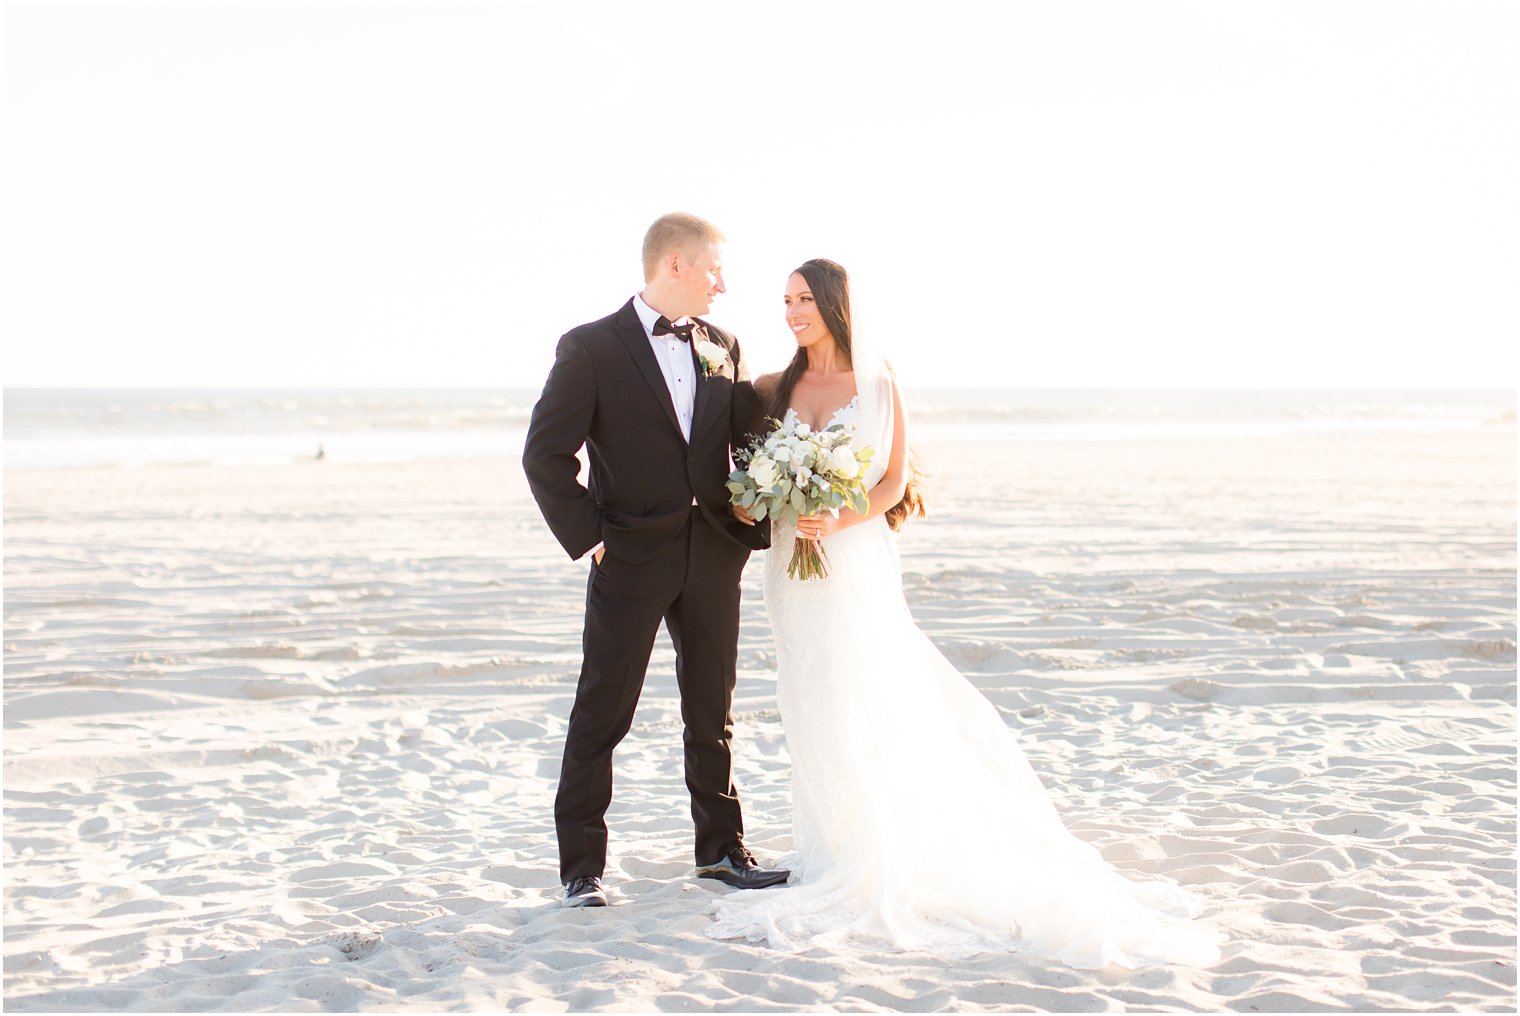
<box><xmin>522</xmin><ymin>212</ymin><xmax>788</xmax><ymax>907</ymax></box>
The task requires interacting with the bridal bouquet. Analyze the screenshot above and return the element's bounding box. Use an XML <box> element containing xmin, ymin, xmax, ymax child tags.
<box><xmin>727</xmin><ymin>415</ymin><xmax>874</xmax><ymax>580</ymax></box>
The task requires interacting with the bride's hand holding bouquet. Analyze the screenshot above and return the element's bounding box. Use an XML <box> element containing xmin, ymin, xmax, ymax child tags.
<box><xmin>792</xmin><ymin>507</ymin><xmax>846</xmax><ymax>543</ymax></box>
<box><xmin>726</xmin><ymin>414</ymin><xmax>873</xmax><ymax>580</ymax></box>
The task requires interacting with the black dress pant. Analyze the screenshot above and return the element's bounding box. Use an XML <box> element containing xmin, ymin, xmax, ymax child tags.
<box><xmin>555</xmin><ymin>507</ymin><xmax>750</xmax><ymax>883</ymax></box>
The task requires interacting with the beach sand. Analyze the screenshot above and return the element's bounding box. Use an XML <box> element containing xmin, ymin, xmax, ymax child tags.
<box><xmin>4</xmin><ymin>427</ymin><xmax>1516</xmax><ymax>1011</ymax></box>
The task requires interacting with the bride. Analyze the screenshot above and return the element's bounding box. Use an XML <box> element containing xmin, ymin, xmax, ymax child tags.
<box><xmin>708</xmin><ymin>259</ymin><xmax>1225</xmax><ymax>970</ymax></box>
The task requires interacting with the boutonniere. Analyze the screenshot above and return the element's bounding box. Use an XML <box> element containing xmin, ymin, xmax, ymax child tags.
<box><xmin>694</xmin><ymin>336</ymin><xmax>728</xmax><ymax>378</ymax></box>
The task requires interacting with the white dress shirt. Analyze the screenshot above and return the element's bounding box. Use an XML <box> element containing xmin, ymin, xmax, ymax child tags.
<box><xmin>631</xmin><ymin>292</ymin><xmax>697</xmax><ymax>442</ymax></box>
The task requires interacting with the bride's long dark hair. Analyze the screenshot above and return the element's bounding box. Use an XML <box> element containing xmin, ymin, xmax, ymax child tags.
<box><xmin>766</xmin><ymin>258</ymin><xmax>927</xmax><ymax>531</ymax></box>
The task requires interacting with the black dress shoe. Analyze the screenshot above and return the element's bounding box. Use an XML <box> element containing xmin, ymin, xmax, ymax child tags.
<box><xmin>563</xmin><ymin>875</ymin><xmax>607</xmax><ymax>907</ymax></box>
<box><xmin>696</xmin><ymin>846</ymin><xmax>791</xmax><ymax>889</ymax></box>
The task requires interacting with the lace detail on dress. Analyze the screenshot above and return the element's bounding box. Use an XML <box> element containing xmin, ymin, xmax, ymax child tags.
<box><xmin>782</xmin><ymin>394</ymin><xmax>860</xmax><ymax>432</ymax></box>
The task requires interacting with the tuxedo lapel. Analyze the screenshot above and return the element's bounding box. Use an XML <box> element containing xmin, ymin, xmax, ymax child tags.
<box><xmin>688</xmin><ymin>323</ymin><xmax>713</xmax><ymax>440</ymax></box>
<box><xmin>613</xmin><ymin>300</ymin><xmax>684</xmax><ymax>441</ymax></box>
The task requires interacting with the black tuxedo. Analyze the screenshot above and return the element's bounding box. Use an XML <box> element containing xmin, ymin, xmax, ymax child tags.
<box><xmin>522</xmin><ymin>298</ymin><xmax>769</xmax><ymax>883</ymax></box>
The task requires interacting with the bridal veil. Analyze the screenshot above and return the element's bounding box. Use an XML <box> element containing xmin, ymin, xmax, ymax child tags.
<box><xmin>707</xmin><ymin>337</ymin><xmax>1225</xmax><ymax>970</ymax></box>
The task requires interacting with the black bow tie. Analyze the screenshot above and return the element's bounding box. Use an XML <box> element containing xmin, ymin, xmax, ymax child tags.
<box><xmin>653</xmin><ymin>316</ymin><xmax>695</xmax><ymax>343</ymax></box>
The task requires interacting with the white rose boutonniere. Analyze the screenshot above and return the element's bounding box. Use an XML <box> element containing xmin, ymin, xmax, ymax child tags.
<box><xmin>694</xmin><ymin>337</ymin><xmax>728</xmax><ymax>377</ymax></box>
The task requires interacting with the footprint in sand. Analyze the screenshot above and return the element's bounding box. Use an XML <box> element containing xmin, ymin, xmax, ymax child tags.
<box><xmin>325</xmin><ymin>930</ymin><xmax>383</xmax><ymax>961</ymax></box>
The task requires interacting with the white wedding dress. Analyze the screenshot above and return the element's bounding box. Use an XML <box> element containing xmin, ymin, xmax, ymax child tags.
<box><xmin>706</xmin><ymin>353</ymin><xmax>1225</xmax><ymax>970</ymax></box>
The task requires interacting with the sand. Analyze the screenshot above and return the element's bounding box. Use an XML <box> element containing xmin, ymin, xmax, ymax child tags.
<box><xmin>4</xmin><ymin>427</ymin><xmax>1516</xmax><ymax>1011</ymax></box>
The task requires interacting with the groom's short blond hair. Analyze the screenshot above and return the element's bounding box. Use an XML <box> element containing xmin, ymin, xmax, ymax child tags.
<box><xmin>642</xmin><ymin>212</ymin><xmax>724</xmax><ymax>281</ymax></box>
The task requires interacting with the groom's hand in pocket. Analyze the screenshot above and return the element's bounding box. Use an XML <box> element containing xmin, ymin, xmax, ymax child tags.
<box><xmin>593</xmin><ymin>546</ymin><xmax>606</xmax><ymax>565</ymax></box>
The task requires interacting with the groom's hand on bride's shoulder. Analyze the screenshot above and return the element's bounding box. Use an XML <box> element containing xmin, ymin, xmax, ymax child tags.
<box><xmin>730</xmin><ymin>504</ymin><xmax>756</xmax><ymax>526</ymax></box>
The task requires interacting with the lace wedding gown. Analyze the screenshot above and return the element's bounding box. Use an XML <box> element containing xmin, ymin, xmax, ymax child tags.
<box><xmin>706</xmin><ymin>359</ymin><xmax>1225</xmax><ymax>970</ymax></box>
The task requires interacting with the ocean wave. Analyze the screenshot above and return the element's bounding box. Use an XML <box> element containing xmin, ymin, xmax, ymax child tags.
<box><xmin>5</xmin><ymin>388</ymin><xmax>1511</xmax><ymax>468</ymax></box>
<box><xmin>905</xmin><ymin>392</ymin><xmax>1515</xmax><ymax>425</ymax></box>
<box><xmin>5</xmin><ymin>389</ymin><xmax>538</xmax><ymax>436</ymax></box>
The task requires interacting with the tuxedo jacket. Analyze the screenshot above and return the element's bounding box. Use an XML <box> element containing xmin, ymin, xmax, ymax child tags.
<box><xmin>523</xmin><ymin>298</ymin><xmax>771</xmax><ymax>563</ymax></box>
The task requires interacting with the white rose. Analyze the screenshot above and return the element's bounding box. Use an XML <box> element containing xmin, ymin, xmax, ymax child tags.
<box><xmin>695</xmin><ymin>339</ymin><xmax>727</xmax><ymax>371</ymax></box>
<box><xmin>826</xmin><ymin>445</ymin><xmax>859</xmax><ymax>478</ymax></box>
<box><xmin>748</xmin><ymin>456</ymin><xmax>779</xmax><ymax>488</ymax></box>
<box><xmin>794</xmin><ymin>422</ymin><xmax>811</xmax><ymax>438</ymax></box>
<box><xmin>794</xmin><ymin>466</ymin><xmax>812</xmax><ymax>486</ymax></box>
<box><xmin>772</xmin><ymin>445</ymin><xmax>792</xmax><ymax>464</ymax></box>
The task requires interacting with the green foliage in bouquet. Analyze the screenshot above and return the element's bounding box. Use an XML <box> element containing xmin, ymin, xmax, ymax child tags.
<box><xmin>725</xmin><ymin>415</ymin><xmax>875</xmax><ymax>580</ymax></box>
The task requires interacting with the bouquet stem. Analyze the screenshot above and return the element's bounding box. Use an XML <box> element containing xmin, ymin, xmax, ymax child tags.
<box><xmin>787</xmin><ymin>537</ymin><xmax>831</xmax><ymax>580</ymax></box>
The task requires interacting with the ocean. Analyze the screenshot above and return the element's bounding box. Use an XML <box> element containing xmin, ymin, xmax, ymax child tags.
<box><xmin>3</xmin><ymin>388</ymin><xmax>1513</xmax><ymax>470</ymax></box>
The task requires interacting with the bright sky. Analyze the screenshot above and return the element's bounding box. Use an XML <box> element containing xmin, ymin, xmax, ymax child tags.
<box><xmin>3</xmin><ymin>0</ymin><xmax>1515</xmax><ymax>389</ymax></box>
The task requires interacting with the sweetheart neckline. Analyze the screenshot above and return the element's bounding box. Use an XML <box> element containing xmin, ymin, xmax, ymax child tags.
<box><xmin>784</xmin><ymin>393</ymin><xmax>860</xmax><ymax>430</ymax></box>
